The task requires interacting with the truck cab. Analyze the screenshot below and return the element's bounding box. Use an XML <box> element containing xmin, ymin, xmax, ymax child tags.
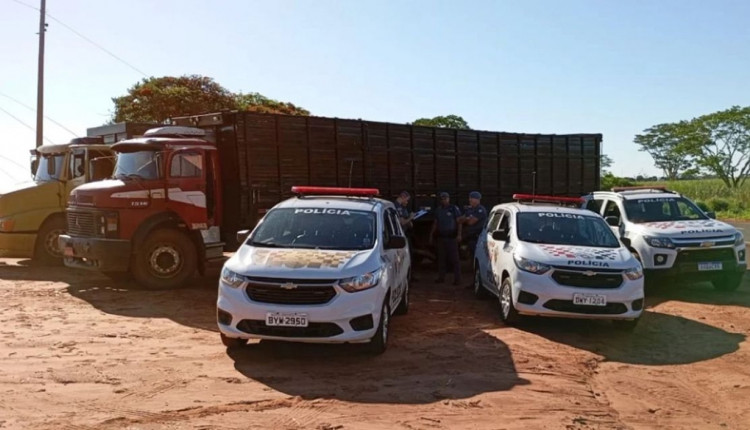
<box><xmin>0</xmin><ymin>138</ymin><xmax>116</xmax><ymax>264</ymax></box>
<box><xmin>59</xmin><ymin>126</ymin><xmax>225</xmax><ymax>288</ymax></box>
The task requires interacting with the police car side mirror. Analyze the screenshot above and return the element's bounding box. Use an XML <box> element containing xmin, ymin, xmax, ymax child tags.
<box><xmin>236</xmin><ymin>229</ymin><xmax>251</xmax><ymax>244</ymax></box>
<box><xmin>385</xmin><ymin>235</ymin><xmax>407</xmax><ymax>249</ymax></box>
<box><xmin>620</xmin><ymin>237</ymin><xmax>631</xmax><ymax>248</ymax></box>
<box><xmin>706</xmin><ymin>211</ymin><xmax>716</xmax><ymax>219</ymax></box>
<box><xmin>492</xmin><ymin>229</ymin><xmax>508</xmax><ymax>241</ymax></box>
<box><xmin>605</xmin><ymin>216</ymin><xmax>620</xmax><ymax>227</ymax></box>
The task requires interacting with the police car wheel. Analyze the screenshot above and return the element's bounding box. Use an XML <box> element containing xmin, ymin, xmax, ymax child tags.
<box><xmin>368</xmin><ymin>300</ymin><xmax>390</xmax><ymax>354</ymax></box>
<box><xmin>712</xmin><ymin>273</ymin><xmax>744</xmax><ymax>292</ymax></box>
<box><xmin>394</xmin><ymin>280</ymin><xmax>409</xmax><ymax>315</ymax></box>
<box><xmin>473</xmin><ymin>265</ymin><xmax>489</xmax><ymax>299</ymax></box>
<box><xmin>499</xmin><ymin>277</ymin><xmax>520</xmax><ymax>324</ymax></box>
<box><xmin>220</xmin><ymin>334</ymin><xmax>248</xmax><ymax>349</ymax></box>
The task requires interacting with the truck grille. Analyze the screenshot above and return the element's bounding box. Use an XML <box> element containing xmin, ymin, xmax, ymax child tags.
<box><xmin>67</xmin><ymin>211</ymin><xmax>98</xmax><ymax>237</ymax></box>
<box><xmin>245</xmin><ymin>280</ymin><xmax>337</xmax><ymax>305</ymax></box>
<box><xmin>552</xmin><ymin>270</ymin><xmax>623</xmax><ymax>289</ymax></box>
<box><xmin>676</xmin><ymin>248</ymin><xmax>736</xmax><ymax>263</ymax></box>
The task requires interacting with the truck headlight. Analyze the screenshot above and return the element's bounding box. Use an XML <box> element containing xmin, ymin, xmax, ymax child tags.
<box><xmin>513</xmin><ymin>255</ymin><xmax>551</xmax><ymax>275</ymax></box>
<box><xmin>0</xmin><ymin>218</ymin><xmax>15</xmax><ymax>232</ymax></box>
<box><xmin>644</xmin><ymin>236</ymin><xmax>675</xmax><ymax>249</ymax></box>
<box><xmin>624</xmin><ymin>266</ymin><xmax>644</xmax><ymax>280</ymax></box>
<box><xmin>340</xmin><ymin>269</ymin><xmax>381</xmax><ymax>292</ymax></box>
<box><xmin>220</xmin><ymin>267</ymin><xmax>245</xmax><ymax>288</ymax></box>
<box><xmin>735</xmin><ymin>232</ymin><xmax>745</xmax><ymax>246</ymax></box>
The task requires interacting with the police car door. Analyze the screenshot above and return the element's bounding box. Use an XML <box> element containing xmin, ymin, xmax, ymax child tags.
<box><xmin>383</xmin><ymin>208</ymin><xmax>407</xmax><ymax>309</ymax></box>
<box><xmin>478</xmin><ymin>210</ymin><xmax>503</xmax><ymax>290</ymax></box>
<box><xmin>492</xmin><ymin>210</ymin><xmax>514</xmax><ymax>285</ymax></box>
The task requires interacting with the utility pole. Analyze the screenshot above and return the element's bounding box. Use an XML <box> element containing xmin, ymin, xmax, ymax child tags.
<box><xmin>36</xmin><ymin>0</ymin><xmax>47</xmax><ymax>148</ymax></box>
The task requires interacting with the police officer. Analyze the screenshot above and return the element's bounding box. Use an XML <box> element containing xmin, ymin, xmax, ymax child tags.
<box><xmin>430</xmin><ymin>192</ymin><xmax>462</xmax><ymax>285</ymax></box>
<box><xmin>395</xmin><ymin>191</ymin><xmax>419</xmax><ymax>281</ymax></box>
<box><xmin>459</xmin><ymin>191</ymin><xmax>488</xmax><ymax>260</ymax></box>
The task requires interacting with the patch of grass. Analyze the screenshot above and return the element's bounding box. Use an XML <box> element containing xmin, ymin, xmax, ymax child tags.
<box><xmin>638</xmin><ymin>179</ymin><xmax>750</xmax><ymax>220</ymax></box>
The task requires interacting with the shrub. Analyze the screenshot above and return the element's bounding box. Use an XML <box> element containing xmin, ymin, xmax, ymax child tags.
<box><xmin>707</xmin><ymin>198</ymin><xmax>731</xmax><ymax>212</ymax></box>
<box><xmin>694</xmin><ymin>200</ymin><xmax>710</xmax><ymax>212</ymax></box>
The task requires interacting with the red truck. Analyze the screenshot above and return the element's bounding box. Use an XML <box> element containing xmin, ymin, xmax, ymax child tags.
<box><xmin>60</xmin><ymin>111</ymin><xmax>602</xmax><ymax>289</ymax></box>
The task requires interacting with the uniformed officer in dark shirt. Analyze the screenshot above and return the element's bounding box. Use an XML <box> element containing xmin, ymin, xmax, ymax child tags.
<box><xmin>459</xmin><ymin>191</ymin><xmax>488</xmax><ymax>259</ymax></box>
<box><xmin>430</xmin><ymin>192</ymin><xmax>462</xmax><ymax>285</ymax></box>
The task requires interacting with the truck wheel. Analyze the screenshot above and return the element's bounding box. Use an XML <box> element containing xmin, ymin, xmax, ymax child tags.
<box><xmin>220</xmin><ymin>333</ymin><xmax>248</xmax><ymax>349</ymax></box>
<box><xmin>367</xmin><ymin>300</ymin><xmax>390</xmax><ymax>355</ymax></box>
<box><xmin>33</xmin><ymin>216</ymin><xmax>66</xmax><ymax>266</ymax></box>
<box><xmin>712</xmin><ymin>273</ymin><xmax>744</xmax><ymax>292</ymax></box>
<box><xmin>499</xmin><ymin>277</ymin><xmax>520</xmax><ymax>324</ymax></box>
<box><xmin>473</xmin><ymin>264</ymin><xmax>489</xmax><ymax>299</ymax></box>
<box><xmin>132</xmin><ymin>229</ymin><xmax>197</xmax><ymax>289</ymax></box>
<box><xmin>394</xmin><ymin>279</ymin><xmax>409</xmax><ymax>315</ymax></box>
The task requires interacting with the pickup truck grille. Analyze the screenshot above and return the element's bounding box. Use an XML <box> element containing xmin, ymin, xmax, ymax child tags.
<box><xmin>67</xmin><ymin>211</ymin><xmax>98</xmax><ymax>237</ymax></box>
<box><xmin>676</xmin><ymin>248</ymin><xmax>736</xmax><ymax>263</ymax></box>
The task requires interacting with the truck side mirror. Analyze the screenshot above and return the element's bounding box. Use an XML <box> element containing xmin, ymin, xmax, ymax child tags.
<box><xmin>385</xmin><ymin>235</ymin><xmax>407</xmax><ymax>249</ymax></box>
<box><xmin>236</xmin><ymin>230</ymin><xmax>251</xmax><ymax>244</ymax></box>
<box><xmin>706</xmin><ymin>211</ymin><xmax>716</xmax><ymax>219</ymax></box>
<box><xmin>30</xmin><ymin>159</ymin><xmax>39</xmax><ymax>177</ymax></box>
<box><xmin>605</xmin><ymin>216</ymin><xmax>620</xmax><ymax>227</ymax></box>
<box><xmin>492</xmin><ymin>229</ymin><xmax>508</xmax><ymax>241</ymax></box>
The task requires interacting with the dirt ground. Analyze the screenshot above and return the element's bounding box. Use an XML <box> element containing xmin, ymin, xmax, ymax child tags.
<box><xmin>1</xmin><ymin>258</ymin><xmax>749</xmax><ymax>430</ymax></box>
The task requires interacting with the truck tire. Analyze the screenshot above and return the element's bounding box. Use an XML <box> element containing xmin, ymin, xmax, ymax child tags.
<box><xmin>712</xmin><ymin>273</ymin><xmax>744</xmax><ymax>292</ymax></box>
<box><xmin>132</xmin><ymin>229</ymin><xmax>197</xmax><ymax>290</ymax></box>
<box><xmin>33</xmin><ymin>216</ymin><xmax>66</xmax><ymax>266</ymax></box>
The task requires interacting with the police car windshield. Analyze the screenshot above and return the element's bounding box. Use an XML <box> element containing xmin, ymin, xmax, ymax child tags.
<box><xmin>623</xmin><ymin>197</ymin><xmax>707</xmax><ymax>223</ymax></box>
<box><xmin>248</xmin><ymin>208</ymin><xmax>377</xmax><ymax>251</ymax></box>
<box><xmin>517</xmin><ymin>212</ymin><xmax>620</xmax><ymax>248</ymax></box>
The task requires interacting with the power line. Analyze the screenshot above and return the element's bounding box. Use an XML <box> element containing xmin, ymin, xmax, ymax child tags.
<box><xmin>10</xmin><ymin>0</ymin><xmax>149</xmax><ymax>77</ymax></box>
<box><xmin>0</xmin><ymin>154</ymin><xmax>30</xmax><ymax>172</ymax></box>
<box><xmin>0</xmin><ymin>90</ymin><xmax>78</xmax><ymax>136</ymax></box>
<box><xmin>0</xmin><ymin>104</ymin><xmax>54</xmax><ymax>144</ymax></box>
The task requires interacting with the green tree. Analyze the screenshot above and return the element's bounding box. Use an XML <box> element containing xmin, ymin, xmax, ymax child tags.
<box><xmin>634</xmin><ymin>122</ymin><xmax>695</xmax><ymax>181</ymax></box>
<box><xmin>412</xmin><ymin>115</ymin><xmax>470</xmax><ymax>129</ymax></box>
<box><xmin>234</xmin><ymin>92</ymin><xmax>310</xmax><ymax>116</ymax></box>
<box><xmin>685</xmin><ymin>106</ymin><xmax>750</xmax><ymax>189</ymax></box>
<box><xmin>112</xmin><ymin>75</ymin><xmax>236</xmax><ymax>123</ymax></box>
<box><xmin>600</xmin><ymin>154</ymin><xmax>614</xmax><ymax>175</ymax></box>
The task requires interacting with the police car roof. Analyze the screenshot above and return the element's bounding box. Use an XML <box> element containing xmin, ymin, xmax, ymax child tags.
<box><xmin>592</xmin><ymin>190</ymin><xmax>680</xmax><ymax>200</ymax></box>
<box><xmin>497</xmin><ymin>202</ymin><xmax>597</xmax><ymax>216</ymax></box>
<box><xmin>275</xmin><ymin>195</ymin><xmax>392</xmax><ymax>212</ymax></box>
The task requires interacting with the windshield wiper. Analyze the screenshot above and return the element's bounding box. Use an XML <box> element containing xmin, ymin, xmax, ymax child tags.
<box><xmin>248</xmin><ymin>241</ymin><xmax>284</xmax><ymax>248</ymax></box>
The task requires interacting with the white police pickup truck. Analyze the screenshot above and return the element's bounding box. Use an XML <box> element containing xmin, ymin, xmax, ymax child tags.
<box><xmin>582</xmin><ymin>187</ymin><xmax>746</xmax><ymax>291</ymax></box>
<box><xmin>217</xmin><ymin>186</ymin><xmax>410</xmax><ymax>354</ymax></box>
<box><xmin>473</xmin><ymin>194</ymin><xmax>645</xmax><ymax>329</ymax></box>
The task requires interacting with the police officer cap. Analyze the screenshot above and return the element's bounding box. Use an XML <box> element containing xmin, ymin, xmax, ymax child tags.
<box><xmin>399</xmin><ymin>190</ymin><xmax>410</xmax><ymax>198</ymax></box>
<box><xmin>439</xmin><ymin>191</ymin><xmax>449</xmax><ymax>198</ymax></box>
<box><xmin>469</xmin><ymin>191</ymin><xmax>482</xmax><ymax>199</ymax></box>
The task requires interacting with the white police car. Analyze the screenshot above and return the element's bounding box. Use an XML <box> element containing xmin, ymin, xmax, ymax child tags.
<box><xmin>582</xmin><ymin>187</ymin><xmax>746</xmax><ymax>291</ymax></box>
<box><xmin>473</xmin><ymin>194</ymin><xmax>645</xmax><ymax>329</ymax></box>
<box><xmin>217</xmin><ymin>186</ymin><xmax>410</xmax><ymax>354</ymax></box>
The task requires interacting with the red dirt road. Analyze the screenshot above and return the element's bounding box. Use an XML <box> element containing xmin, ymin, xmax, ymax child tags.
<box><xmin>1</xmin><ymin>259</ymin><xmax>749</xmax><ymax>429</ymax></box>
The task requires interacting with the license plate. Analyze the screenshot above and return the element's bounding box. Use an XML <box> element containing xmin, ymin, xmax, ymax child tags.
<box><xmin>265</xmin><ymin>313</ymin><xmax>308</xmax><ymax>327</ymax></box>
<box><xmin>698</xmin><ymin>262</ymin><xmax>723</xmax><ymax>271</ymax></box>
<box><xmin>64</xmin><ymin>246</ymin><xmax>74</xmax><ymax>257</ymax></box>
<box><xmin>573</xmin><ymin>294</ymin><xmax>607</xmax><ymax>307</ymax></box>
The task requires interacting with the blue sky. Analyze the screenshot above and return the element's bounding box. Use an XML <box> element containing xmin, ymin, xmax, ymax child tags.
<box><xmin>1</xmin><ymin>0</ymin><xmax>749</xmax><ymax>184</ymax></box>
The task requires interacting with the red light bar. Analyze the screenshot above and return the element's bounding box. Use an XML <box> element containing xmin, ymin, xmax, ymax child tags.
<box><xmin>291</xmin><ymin>186</ymin><xmax>380</xmax><ymax>197</ymax></box>
<box><xmin>611</xmin><ymin>186</ymin><xmax>668</xmax><ymax>192</ymax></box>
<box><xmin>512</xmin><ymin>194</ymin><xmax>584</xmax><ymax>204</ymax></box>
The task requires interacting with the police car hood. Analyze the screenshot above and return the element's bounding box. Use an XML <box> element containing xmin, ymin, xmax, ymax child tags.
<box><xmin>519</xmin><ymin>242</ymin><xmax>635</xmax><ymax>270</ymax></box>
<box><xmin>228</xmin><ymin>245</ymin><xmax>377</xmax><ymax>279</ymax></box>
<box><xmin>632</xmin><ymin>219</ymin><xmax>737</xmax><ymax>239</ymax></box>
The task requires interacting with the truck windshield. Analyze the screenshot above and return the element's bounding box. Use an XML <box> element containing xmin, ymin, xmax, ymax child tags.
<box><xmin>34</xmin><ymin>153</ymin><xmax>65</xmax><ymax>182</ymax></box>
<box><xmin>624</xmin><ymin>197</ymin><xmax>707</xmax><ymax>223</ymax></box>
<box><xmin>114</xmin><ymin>151</ymin><xmax>163</xmax><ymax>180</ymax></box>
<box><xmin>249</xmin><ymin>208</ymin><xmax>377</xmax><ymax>251</ymax></box>
<box><xmin>517</xmin><ymin>212</ymin><xmax>620</xmax><ymax>248</ymax></box>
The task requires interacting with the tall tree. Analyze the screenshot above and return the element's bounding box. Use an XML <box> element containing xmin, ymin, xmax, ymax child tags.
<box><xmin>686</xmin><ymin>106</ymin><xmax>750</xmax><ymax>188</ymax></box>
<box><xmin>234</xmin><ymin>92</ymin><xmax>310</xmax><ymax>116</ymax></box>
<box><xmin>600</xmin><ymin>154</ymin><xmax>614</xmax><ymax>175</ymax></box>
<box><xmin>634</xmin><ymin>122</ymin><xmax>695</xmax><ymax>181</ymax></box>
<box><xmin>412</xmin><ymin>115</ymin><xmax>470</xmax><ymax>129</ymax></box>
<box><xmin>112</xmin><ymin>75</ymin><xmax>236</xmax><ymax>123</ymax></box>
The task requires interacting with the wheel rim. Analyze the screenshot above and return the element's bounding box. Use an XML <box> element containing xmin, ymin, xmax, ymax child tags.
<box><xmin>500</xmin><ymin>282</ymin><xmax>511</xmax><ymax>319</ymax></box>
<box><xmin>474</xmin><ymin>268</ymin><xmax>481</xmax><ymax>294</ymax></box>
<box><xmin>381</xmin><ymin>305</ymin><xmax>389</xmax><ymax>345</ymax></box>
<box><xmin>45</xmin><ymin>229</ymin><xmax>65</xmax><ymax>258</ymax></box>
<box><xmin>148</xmin><ymin>244</ymin><xmax>182</xmax><ymax>278</ymax></box>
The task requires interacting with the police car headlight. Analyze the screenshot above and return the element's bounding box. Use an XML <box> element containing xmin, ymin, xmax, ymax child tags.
<box><xmin>624</xmin><ymin>266</ymin><xmax>644</xmax><ymax>281</ymax></box>
<box><xmin>220</xmin><ymin>267</ymin><xmax>245</xmax><ymax>288</ymax></box>
<box><xmin>644</xmin><ymin>236</ymin><xmax>675</xmax><ymax>249</ymax></box>
<box><xmin>513</xmin><ymin>255</ymin><xmax>551</xmax><ymax>275</ymax></box>
<box><xmin>340</xmin><ymin>269</ymin><xmax>381</xmax><ymax>292</ymax></box>
<box><xmin>735</xmin><ymin>232</ymin><xmax>745</xmax><ymax>246</ymax></box>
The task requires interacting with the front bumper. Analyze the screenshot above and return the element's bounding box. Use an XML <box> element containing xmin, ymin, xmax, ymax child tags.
<box><xmin>58</xmin><ymin>234</ymin><xmax>131</xmax><ymax>272</ymax></box>
<box><xmin>638</xmin><ymin>244</ymin><xmax>746</xmax><ymax>279</ymax></box>
<box><xmin>512</xmin><ymin>269</ymin><xmax>644</xmax><ymax>320</ymax></box>
<box><xmin>0</xmin><ymin>232</ymin><xmax>36</xmax><ymax>258</ymax></box>
<box><xmin>217</xmin><ymin>281</ymin><xmax>385</xmax><ymax>344</ymax></box>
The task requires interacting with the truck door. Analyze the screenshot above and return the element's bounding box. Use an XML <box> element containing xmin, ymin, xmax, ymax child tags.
<box><xmin>166</xmin><ymin>149</ymin><xmax>209</xmax><ymax>230</ymax></box>
<box><xmin>67</xmin><ymin>149</ymin><xmax>87</xmax><ymax>196</ymax></box>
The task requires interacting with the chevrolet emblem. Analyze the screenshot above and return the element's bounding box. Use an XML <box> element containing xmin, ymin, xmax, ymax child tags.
<box><xmin>583</xmin><ymin>271</ymin><xmax>596</xmax><ymax>277</ymax></box>
<box><xmin>280</xmin><ymin>282</ymin><xmax>298</xmax><ymax>290</ymax></box>
<box><xmin>700</xmin><ymin>241</ymin><xmax>714</xmax><ymax>248</ymax></box>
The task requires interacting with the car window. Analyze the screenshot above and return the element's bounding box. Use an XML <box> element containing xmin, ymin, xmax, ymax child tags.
<box><xmin>170</xmin><ymin>152</ymin><xmax>203</xmax><ymax>178</ymax></box>
<box><xmin>70</xmin><ymin>151</ymin><xmax>85</xmax><ymax>179</ymax></box>
<box><xmin>498</xmin><ymin>210</ymin><xmax>510</xmax><ymax>231</ymax></box>
<box><xmin>624</xmin><ymin>197</ymin><xmax>707</xmax><ymax>223</ymax></box>
<box><xmin>603</xmin><ymin>200</ymin><xmax>621</xmax><ymax>219</ymax></box>
<box><xmin>487</xmin><ymin>212</ymin><xmax>502</xmax><ymax>232</ymax></box>
<box><xmin>385</xmin><ymin>208</ymin><xmax>402</xmax><ymax>240</ymax></box>
<box><xmin>585</xmin><ymin>199</ymin><xmax>603</xmax><ymax>214</ymax></box>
